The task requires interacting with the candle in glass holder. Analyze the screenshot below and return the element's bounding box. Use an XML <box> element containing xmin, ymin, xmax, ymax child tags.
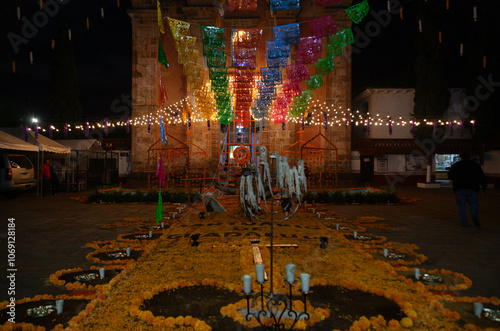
<box><xmin>285</xmin><ymin>264</ymin><xmax>295</xmax><ymax>283</ymax></box>
<box><xmin>149</xmin><ymin>230</ymin><xmax>153</xmax><ymax>238</ymax></box>
<box><xmin>336</xmin><ymin>223</ymin><xmax>339</xmax><ymax>230</ymax></box>
<box><xmin>99</xmin><ymin>267</ymin><xmax>105</xmax><ymax>279</ymax></box>
<box><xmin>255</xmin><ymin>263</ymin><xmax>265</xmax><ymax>283</ymax></box>
<box><xmin>300</xmin><ymin>273</ymin><xmax>310</xmax><ymax>293</ymax></box>
<box><xmin>353</xmin><ymin>231</ymin><xmax>357</xmax><ymax>238</ymax></box>
<box><xmin>126</xmin><ymin>247</ymin><xmax>131</xmax><ymax>256</ymax></box>
<box><xmin>242</xmin><ymin>274</ymin><xmax>252</xmax><ymax>294</ymax></box>
<box><xmin>383</xmin><ymin>248</ymin><xmax>388</xmax><ymax>257</ymax></box>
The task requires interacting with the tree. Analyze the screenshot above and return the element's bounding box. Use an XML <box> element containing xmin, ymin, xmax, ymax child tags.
<box><xmin>412</xmin><ymin>0</ymin><xmax>449</xmax><ymax>141</ymax></box>
<box><xmin>412</xmin><ymin>1</ymin><xmax>449</xmax><ymax>182</ymax></box>
<box><xmin>47</xmin><ymin>23</ymin><xmax>82</xmax><ymax>123</ymax></box>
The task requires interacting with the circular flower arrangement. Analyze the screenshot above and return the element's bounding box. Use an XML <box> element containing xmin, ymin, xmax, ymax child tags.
<box><xmin>0</xmin><ymin>294</ymin><xmax>91</xmax><ymax>331</ymax></box>
<box><xmin>49</xmin><ymin>265</ymin><xmax>123</xmax><ymax>291</ymax></box>
<box><xmin>86</xmin><ymin>247</ymin><xmax>144</xmax><ymax>265</ymax></box>
<box><xmin>117</xmin><ymin>231</ymin><xmax>162</xmax><ymax>243</ymax></box>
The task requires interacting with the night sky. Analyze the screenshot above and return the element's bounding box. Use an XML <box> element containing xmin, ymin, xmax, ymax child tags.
<box><xmin>0</xmin><ymin>0</ymin><xmax>498</xmax><ymax>127</ymax></box>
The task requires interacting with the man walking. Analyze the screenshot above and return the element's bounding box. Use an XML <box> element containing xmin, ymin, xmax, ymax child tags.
<box><xmin>448</xmin><ymin>151</ymin><xmax>487</xmax><ymax>227</ymax></box>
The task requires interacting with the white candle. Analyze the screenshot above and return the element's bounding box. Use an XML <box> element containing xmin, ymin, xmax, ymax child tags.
<box><xmin>255</xmin><ymin>264</ymin><xmax>265</xmax><ymax>283</ymax></box>
<box><xmin>56</xmin><ymin>299</ymin><xmax>64</xmax><ymax>314</ymax></box>
<box><xmin>99</xmin><ymin>267</ymin><xmax>105</xmax><ymax>279</ymax></box>
<box><xmin>242</xmin><ymin>274</ymin><xmax>252</xmax><ymax>294</ymax></box>
<box><xmin>300</xmin><ymin>273</ymin><xmax>310</xmax><ymax>293</ymax></box>
<box><xmin>474</xmin><ymin>302</ymin><xmax>483</xmax><ymax>317</ymax></box>
<box><xmin>161</xmin><ymin>222</ymin><xmax>164</xmax><ymax>229</ymax></box>
<box><xmin>336</xmin><ymin>223</ymin><xmax>339</xmax><ymax>230</ymax></box>
<box><xmin>285</xmin><ymin>264</ymin><xmax>295</xmax><ymax>283</ymax></box>
<box><xmin>173</xmin><ymin>212</ymin><xmax>176</xmax><ymax>219</ymax></box>
<box><xmin>414</xmin><ymin>268</ymin><xmax>420</xmax><ymax>279</ymax></box>
<box><xmin>383</xmin><ymin>248</ymin><xmax>388</xmax><ymax>257</ymax></box>
<box><xmin>126</xmin><ymin>247</ymin><xmax>131</xmax><ymax>256</ymax></box>
<box><xmin>149</xmin><ymin>230</ymin><xmax>153</xmax><ymax>238</ymax></box>
<box><xmin>353</xmin><ymin>231</ymin><xmax>357</xmax><ymax>238</ymax></box>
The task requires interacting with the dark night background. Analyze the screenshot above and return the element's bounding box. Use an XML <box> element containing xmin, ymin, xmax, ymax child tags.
<box><xmin>0</xmin><ymin>0</ymin><xmax>499</xmax><ymax>134</ymax></box>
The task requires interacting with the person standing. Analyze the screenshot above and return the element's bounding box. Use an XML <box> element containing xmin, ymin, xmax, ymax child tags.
<box><xmin>42</xmin><ymin>159</ymin><xmax>51</xmax><ymax>196</ymax></box>
<box><xmin>448</xmin><ymin>151</ymin><xmax>487</xmax><ymax>227</ymax></box>
<box><xmin>50</xmin><ymin>161</ymin><xmax>60</xmax><ymax>195</ymax></box>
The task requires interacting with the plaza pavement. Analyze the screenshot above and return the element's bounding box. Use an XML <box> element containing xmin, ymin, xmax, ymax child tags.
<box><xmin>0</xmin><ymin>185</ymin><xmax>499</xmax><ymax>302</ymax></box>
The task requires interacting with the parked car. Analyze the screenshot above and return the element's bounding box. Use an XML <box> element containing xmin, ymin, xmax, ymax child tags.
<box><xmin>0</xmin><ymin>153</ymin><xmax>36</xmax><ymax>198</ymax></box>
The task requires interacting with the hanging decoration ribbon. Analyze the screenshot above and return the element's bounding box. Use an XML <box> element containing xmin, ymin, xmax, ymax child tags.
<box><xmin>449</xmin><ymin>121</ymin><xmax>453</xmax><ymax>136</ymax></box>
<box><xmin>366</xmin><ymin>117</ymin><xmax>370</xmax><ymax>136</ymax></box>
<box><xmin>433</xmin><ymin>120</ymin><xmax>437</xmax><ymax>137</ymax></box>
<box><xmin>49</xmin><ymin>125</ymin><xmax>53</xmax><ymax>140</ymax></box>
<box><xmin>323</xmin><ymin>112</ymin><xmax>328</xmax><ymax>131</ymax></box>
<box><xmin>411</xmin><ymin>118</ymin><xmax>416</xmax><ymax>137</ymax></box>
<box><xmin>344</xmin><ymin>115</ymin><xmax>348</xmax><ymax>130</ymax></box>
<box><xmin>34</xmin><ymin>124</ymin><xmax>39</xmax><ymax>139</ymax></box>
<box><xmin>105</xmin><ymin>118</ymin><xmax>109</xmax><ymax>135</ymax></box>
<box><xmin>85</xmin><ymin>121</ymin><xmax>90</xmax><ymax>138</ymax></box>
<box><xmin>160</xmin><ymin>115</ymin><xmax>167</xmax><ymax>146</ymax></box>
<box><xmin>388</xmin><ymin>117</ymin><xmax>393</xmax><ymax>135</ymax></box>
<box><xmin>24</xmin><ymin>126</ymin><xmax>28</xmax><ymax>142</ymax></box>
<box><xmin>157</xmin><ymin>0</ymin><xmax>165</xmax><ymax>34</ymax></box>
<box><xmin>64</xmin><ymin>123</ymin><xmax>68</xmax><ymax>138</ymax></box>
<box><xmin>207</xmin><ymin>120</ymin><xmax>210</xmax><ymax>131</ymax></box>
<box><xmin>460</xmin><ymin>120</ymin><xmax>464</xmax><ymax>137</ymax></box>
<box><xmin>301</xmin><ymin>115</ymin><xmax>305</xmax><ymax>131</ymax></box>
<box><xmin>158</xmin><ymin>37</ymin><xmax>169</xmax><ymax>69</ymax></box>
<box><xmin>155</xmin><ymin>154</ymin><xmax>167</xmax><ymax>188</ymax></box>
<box><xmin>155</xmin><ymin>192</ymin><xmax>164</xmax><ymax>225</ymax></box>
<box><xmin>147</xmin><ymin>115</ymin><xmax>151</xmax><ymax>133</ymax></box>
<box><xmin>126</xmin><ymin>117</ymin><xmax>130</xmax><ymax>133</ymax></box>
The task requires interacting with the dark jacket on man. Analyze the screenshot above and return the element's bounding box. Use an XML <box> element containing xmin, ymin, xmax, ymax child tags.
<box><xmin>448</xmin><ymin>158</ymin><xmax>487</xmax><ymax>193</ymax></box>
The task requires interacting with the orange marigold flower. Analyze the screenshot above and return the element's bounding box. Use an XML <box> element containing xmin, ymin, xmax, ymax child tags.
<box><xmin>165</xmin><ymin>317</ymin><xmax>176</xmax><ymax>327</ymax></box>
<box><xmin>175</xmin><ymin>315</ymin><xmax>184</xmax><ymax>325</ymax></box>
<box><xmin>388</xmin><ymin>319</ymin><xmax>401</xmax><ymax>329</ymax></box>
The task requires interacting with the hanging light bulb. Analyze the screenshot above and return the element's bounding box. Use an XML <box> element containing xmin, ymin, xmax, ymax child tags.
<box><xmin>473</xmin><ymin>6</ymin><xmax>477</xmax><ymax>21</ymax></box>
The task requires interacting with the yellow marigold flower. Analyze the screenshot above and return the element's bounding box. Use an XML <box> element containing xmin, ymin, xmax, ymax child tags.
<box><xmin>400</xmin><ymin>317</ymin><xmax>413</xmax><ymax>328</ymax></box>
<box><xmin>175</xmin><ymin>315</ymin><xmax>185</xmax><ymax>325</ymax></box>
<box><xmin>295</xmin><ymin>319</ymin><xmax>308</xmax><ymax>330</ymax></box>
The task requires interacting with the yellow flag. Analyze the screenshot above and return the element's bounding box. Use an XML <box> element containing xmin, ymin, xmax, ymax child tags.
<box><xmin>157</xmin><ymin>0</ymin><xmax>165</xmax><ymax>34</ymax></box>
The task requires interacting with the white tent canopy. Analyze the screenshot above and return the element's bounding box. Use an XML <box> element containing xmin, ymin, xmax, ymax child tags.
<box><xmin>55</xmin><ymin>139</ymin><xmax>104</xmax><ymax>152</ymax></box>
<box><xmin>0</xmin><ymin>130</ymin><xmax>39</xmax><ymax>152</ymax></box>
<box><xmin>0</xmin><ymin>128</ymin><xmax>70</xmax><ymax>154</ymax></box>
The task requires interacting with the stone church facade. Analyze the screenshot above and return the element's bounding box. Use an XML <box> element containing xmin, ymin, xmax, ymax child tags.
<box><xmin>128</xmin><ymin>0</ymin><xmax>353</xmax><ymax>187</ymax></box>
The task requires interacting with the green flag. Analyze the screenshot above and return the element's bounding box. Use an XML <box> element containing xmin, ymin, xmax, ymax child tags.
<box><xmin>155</xmin><ymin>192</ymin><xmax>164</xmax><ymax>224</ymax></box>
<box><xmin>158</xmin><ymin>37</ymin><xmax>169</xmax><ymax>69</ymax></box>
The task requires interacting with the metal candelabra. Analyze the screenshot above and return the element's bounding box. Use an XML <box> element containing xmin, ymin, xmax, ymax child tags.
<box><xmin>242</xmin><ymin>184</ymin><xmax>310</xmax><ymax>330</ymax></box>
